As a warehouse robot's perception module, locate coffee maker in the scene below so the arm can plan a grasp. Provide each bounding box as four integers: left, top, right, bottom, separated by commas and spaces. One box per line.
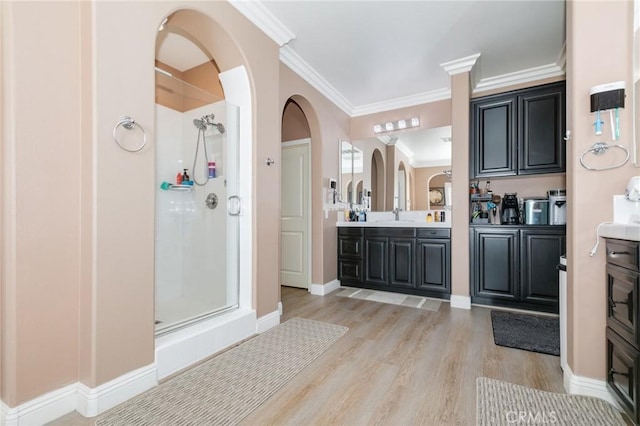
501, 193, 520, 224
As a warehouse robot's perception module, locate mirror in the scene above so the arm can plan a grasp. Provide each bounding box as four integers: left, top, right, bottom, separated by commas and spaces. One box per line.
350, 126, 452, 211
339, 140, 364, 204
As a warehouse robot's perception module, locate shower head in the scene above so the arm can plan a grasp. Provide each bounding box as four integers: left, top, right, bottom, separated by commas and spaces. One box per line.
193, 114, 225, 133
193, 118, 207, 131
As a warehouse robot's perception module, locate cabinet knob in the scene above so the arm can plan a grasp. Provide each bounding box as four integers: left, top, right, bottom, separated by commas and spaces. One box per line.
609, 297, 628, 308
608, 251, 631, 256
609, 368, 630, 379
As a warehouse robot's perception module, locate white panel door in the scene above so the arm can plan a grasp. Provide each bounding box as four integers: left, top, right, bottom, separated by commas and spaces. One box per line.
281, 142, 310, 288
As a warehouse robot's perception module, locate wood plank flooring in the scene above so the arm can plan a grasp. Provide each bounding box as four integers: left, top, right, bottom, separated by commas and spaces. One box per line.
242, 287, 564, 426
49, 287, 564, 425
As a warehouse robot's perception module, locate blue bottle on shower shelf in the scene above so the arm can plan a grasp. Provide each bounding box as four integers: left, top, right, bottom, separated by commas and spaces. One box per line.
208, 161, 216, 178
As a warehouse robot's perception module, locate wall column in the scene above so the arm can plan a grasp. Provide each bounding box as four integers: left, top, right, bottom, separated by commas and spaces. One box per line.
442, 54, 479, 309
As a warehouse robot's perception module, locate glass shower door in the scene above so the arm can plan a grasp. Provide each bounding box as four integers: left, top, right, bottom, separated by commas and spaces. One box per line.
154, 83, 240, 335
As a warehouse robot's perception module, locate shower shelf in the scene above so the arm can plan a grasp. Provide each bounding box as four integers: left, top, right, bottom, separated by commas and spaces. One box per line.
169, 184, 193, 192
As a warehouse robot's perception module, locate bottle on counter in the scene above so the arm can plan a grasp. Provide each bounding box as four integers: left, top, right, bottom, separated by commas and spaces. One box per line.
426, 212, 433, 223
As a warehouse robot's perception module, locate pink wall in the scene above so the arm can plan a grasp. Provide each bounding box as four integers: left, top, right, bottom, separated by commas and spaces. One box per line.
2, 0, 282, 406
282, 100, 311, 142
567, 0, 636, 380
279, 64, 351, 285
2, 2, 81, 405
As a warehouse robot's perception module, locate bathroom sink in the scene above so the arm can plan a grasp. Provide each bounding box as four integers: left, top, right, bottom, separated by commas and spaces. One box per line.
599, 223, 640, 242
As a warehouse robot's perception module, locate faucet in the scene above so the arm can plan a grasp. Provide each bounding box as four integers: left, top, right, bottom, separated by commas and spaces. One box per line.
393, 207, 400, 221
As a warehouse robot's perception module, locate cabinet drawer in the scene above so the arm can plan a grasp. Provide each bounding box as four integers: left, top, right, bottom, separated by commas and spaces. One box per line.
607, 239, 640, 272
607, 327, 640, 423
607, 264, 640, 347
416, 228, 451, 239
338, 227, 364, 237
338, 236, 363, 258
338, 260, 362, 282
365, 227, 415, 238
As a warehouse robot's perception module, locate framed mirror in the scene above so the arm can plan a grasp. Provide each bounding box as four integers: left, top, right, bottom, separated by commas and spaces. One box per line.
352, 125, 452, 211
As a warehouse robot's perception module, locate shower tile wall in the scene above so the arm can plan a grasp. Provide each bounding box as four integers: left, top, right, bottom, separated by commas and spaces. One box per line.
156, 103, 228, 321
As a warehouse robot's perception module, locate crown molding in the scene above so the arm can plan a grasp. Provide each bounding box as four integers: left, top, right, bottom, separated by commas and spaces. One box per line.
228, 0, 295, 47
473, 62, 565, 94
440, 53, 481, 76
412, 159, 452, 168
351, 88, 452, 117
279, 46, 354, 115
395, 140, 414, 163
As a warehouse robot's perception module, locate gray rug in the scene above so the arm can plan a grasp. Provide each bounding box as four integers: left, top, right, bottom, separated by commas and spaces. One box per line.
335, 287, 441, 312
491, 310, 559, 356
476, 377, 625, 425
96, 317, 348, 426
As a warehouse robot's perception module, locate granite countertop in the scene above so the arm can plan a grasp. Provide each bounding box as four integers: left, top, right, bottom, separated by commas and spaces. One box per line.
599, 223, 640, 242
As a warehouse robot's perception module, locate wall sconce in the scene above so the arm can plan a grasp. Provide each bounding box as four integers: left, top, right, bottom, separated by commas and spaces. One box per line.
373, 117, 420, 134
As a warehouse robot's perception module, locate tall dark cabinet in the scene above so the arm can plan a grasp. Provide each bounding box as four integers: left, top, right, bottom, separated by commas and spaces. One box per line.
471, 81, 565, 178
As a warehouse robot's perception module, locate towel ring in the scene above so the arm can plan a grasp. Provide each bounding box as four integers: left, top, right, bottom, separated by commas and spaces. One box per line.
579, 142, 629, 171
112, 116, 147, 152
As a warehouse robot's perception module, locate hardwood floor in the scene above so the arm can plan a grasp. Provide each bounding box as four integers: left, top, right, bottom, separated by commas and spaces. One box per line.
49, 287, 564, 425
242, 287, 563, 426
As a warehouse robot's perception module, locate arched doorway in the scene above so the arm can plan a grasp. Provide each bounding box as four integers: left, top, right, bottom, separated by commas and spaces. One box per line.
370, 148, 385, 211
281, 99, 311, 289
153, 9, 255, 380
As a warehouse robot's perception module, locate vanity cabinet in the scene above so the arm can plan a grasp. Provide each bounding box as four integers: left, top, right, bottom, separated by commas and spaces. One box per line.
470, 81, 566, 178
416, 229, 451, 295
470, 226, 565, 313
605, 238, 640, 423
337, 227, 364, 286
338, 227, 451, 299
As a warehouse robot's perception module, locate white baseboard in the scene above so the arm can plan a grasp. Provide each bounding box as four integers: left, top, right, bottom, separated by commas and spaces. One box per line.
0, 363, 157, 425
76, 364, 157, 417
256, 309, 280, 333
563, 364, 620, 410
309, 279, 340, 296
450, 295, 471, 310
1, 383, 77, 426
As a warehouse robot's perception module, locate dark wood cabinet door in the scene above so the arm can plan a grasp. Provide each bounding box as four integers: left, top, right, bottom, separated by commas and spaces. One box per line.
607, 264, 640, 348
389, 238, 414, 288
518, 84, 565, 174
607, 328, 640, 423
520, 229, 565, 311
416, 239, 450, 294
471, 96, 516, 178
365, 237, 388, 286
471, 228, 519, 301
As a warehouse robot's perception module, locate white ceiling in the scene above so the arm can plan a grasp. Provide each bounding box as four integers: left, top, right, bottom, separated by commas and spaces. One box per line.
233, 0, 566, 116
160, 1, 565, 115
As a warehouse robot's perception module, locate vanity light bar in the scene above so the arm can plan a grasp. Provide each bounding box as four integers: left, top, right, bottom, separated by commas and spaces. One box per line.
373, 117, 420, 134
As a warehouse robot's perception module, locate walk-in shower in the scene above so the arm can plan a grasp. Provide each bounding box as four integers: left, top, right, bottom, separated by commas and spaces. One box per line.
154, 68, 240, 336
